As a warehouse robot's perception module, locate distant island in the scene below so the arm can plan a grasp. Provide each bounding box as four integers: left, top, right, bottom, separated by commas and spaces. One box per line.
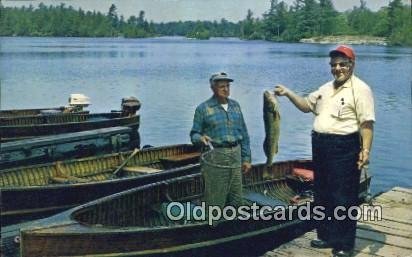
0, 0, 411, 46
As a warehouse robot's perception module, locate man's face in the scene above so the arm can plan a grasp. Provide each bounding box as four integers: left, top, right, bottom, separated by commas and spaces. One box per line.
212, 80, 230, 99
330, 56, 353, 84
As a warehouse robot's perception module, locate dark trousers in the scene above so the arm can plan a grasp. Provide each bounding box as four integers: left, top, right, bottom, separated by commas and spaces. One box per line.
312, 131, 361, 251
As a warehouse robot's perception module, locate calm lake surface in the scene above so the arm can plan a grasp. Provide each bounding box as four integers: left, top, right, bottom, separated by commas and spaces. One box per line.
1, 37, 411, 194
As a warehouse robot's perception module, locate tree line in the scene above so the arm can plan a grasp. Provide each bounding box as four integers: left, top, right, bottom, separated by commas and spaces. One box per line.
0, 0, 411, 46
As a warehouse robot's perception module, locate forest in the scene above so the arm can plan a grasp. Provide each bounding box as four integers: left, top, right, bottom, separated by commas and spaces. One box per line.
0, 0, 411, 46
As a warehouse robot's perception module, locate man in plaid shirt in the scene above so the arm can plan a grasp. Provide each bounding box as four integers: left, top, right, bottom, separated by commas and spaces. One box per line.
190, 72, 251, 209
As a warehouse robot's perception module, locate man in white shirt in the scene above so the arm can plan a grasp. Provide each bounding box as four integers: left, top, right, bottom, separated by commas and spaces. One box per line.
275, 45, 375, 257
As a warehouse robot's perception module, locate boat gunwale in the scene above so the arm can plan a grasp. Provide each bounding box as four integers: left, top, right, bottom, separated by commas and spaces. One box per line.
0, 112, 139, 128
43, 219, 303, 257
0, 107, 82, 118
0, 126, 133, 151
1, 143, 195, 173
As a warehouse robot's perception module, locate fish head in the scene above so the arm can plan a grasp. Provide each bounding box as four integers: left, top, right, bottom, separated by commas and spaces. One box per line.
264, 90, 280, 113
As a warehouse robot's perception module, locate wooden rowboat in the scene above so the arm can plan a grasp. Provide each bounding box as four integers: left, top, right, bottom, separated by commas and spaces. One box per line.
0, 126, 134, 169
0, 112, 140, 144
0, 144, 200, 226
4, 159, 371, 257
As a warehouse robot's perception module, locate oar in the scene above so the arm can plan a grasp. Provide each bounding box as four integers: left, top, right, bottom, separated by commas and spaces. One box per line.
206, 141, 214, 150
112, 148, 140, 177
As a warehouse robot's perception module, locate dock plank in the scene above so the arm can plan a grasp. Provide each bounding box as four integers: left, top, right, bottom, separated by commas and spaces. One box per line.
392, 187, 412, 194
357, 222, 412, 238
356, 227, 412, 249
354, 237, 412, 257
262, 187, 412, 257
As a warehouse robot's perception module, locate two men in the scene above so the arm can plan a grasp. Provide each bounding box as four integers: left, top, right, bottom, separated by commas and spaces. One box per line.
190, 72, 251, 209
191, 45, 375, 257
275, 45, 375, 257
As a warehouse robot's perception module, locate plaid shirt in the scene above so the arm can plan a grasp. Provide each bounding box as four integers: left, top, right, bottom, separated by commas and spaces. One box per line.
190, 96, 251, 163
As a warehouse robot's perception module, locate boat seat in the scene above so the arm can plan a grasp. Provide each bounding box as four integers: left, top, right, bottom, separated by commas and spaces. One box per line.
286, 174, 310, 183
290, 167, 314, 182
152, 201, 198, 225
159, 152, 200, 169
123, 166, 162, 174
160, 152, 200, 162
243, 191, 286, 208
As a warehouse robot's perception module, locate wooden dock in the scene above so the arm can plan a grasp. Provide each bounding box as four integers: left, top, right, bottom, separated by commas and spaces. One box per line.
263, 187, 412, 257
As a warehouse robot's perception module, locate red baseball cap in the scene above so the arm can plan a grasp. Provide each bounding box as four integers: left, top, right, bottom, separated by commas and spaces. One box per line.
329, 45, 355, 60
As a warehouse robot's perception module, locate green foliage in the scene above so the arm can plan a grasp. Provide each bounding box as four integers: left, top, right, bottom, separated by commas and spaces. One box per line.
0, 1, 410, 46
387, 4, 412, 45
263, 0, 289, 40
259, 0, 411, 46
154, 20, 239, 38
186, 21, 211, 39
0, 3, 154, 37
239, 10, 264, 40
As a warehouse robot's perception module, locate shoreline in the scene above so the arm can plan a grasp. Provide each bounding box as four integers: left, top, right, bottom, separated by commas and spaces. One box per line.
299, 35, 388, 46
0, 35, 391, 47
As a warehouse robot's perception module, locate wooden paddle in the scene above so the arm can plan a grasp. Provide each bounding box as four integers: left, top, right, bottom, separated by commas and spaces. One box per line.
112, 148, 140, 177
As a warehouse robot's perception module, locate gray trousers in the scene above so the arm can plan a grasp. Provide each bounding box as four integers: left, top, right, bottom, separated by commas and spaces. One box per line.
201, 145, 243, 209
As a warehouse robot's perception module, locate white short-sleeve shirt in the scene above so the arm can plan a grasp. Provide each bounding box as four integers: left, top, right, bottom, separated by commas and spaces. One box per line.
305, 75, 375, 135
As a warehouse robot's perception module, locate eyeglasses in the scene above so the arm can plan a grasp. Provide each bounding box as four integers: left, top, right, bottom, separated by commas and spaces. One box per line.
329, 61, 351, 68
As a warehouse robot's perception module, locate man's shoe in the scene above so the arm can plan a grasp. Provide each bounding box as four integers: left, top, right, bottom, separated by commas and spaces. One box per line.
310, 239, 332, 248
332, 249, 354, 257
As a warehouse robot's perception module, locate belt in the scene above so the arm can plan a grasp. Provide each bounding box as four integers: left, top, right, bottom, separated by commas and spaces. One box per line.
212, 142, 239, 148
311, 130, 359, 140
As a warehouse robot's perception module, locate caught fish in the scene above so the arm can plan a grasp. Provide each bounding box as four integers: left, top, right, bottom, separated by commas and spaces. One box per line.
263, 90, 281, 179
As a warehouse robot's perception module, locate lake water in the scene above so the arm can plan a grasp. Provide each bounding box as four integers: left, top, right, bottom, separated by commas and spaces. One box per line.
1, 37, 411, 195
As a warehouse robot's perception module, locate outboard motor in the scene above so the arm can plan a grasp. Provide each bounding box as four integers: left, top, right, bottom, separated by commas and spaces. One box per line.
121, 97, 141, 116
65, 94, 90, 113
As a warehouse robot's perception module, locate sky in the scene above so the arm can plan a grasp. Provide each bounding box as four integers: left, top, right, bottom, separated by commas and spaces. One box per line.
2, 0, 411, 22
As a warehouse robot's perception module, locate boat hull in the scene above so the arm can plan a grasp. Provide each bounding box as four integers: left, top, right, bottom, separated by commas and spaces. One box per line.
20, 210, 309, 257
0, 112, 140, 145
0, 127, 134, 169
0, 144, 200, 225
22, 161, 300, 256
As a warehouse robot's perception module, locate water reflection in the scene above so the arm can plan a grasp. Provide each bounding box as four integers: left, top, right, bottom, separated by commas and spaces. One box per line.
267, 49, 326, 58
0, 50, 150, 59
380, 92, 400, 111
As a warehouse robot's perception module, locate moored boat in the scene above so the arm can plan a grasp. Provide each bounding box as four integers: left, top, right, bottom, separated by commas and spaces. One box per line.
0, 93, 92, 118
0, 111, 140, 144
0, 96, 141, 143
5, 159, 371, 257
0, 106, 88, 118
0, 126, 134, 169
0, 144, 200, 225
